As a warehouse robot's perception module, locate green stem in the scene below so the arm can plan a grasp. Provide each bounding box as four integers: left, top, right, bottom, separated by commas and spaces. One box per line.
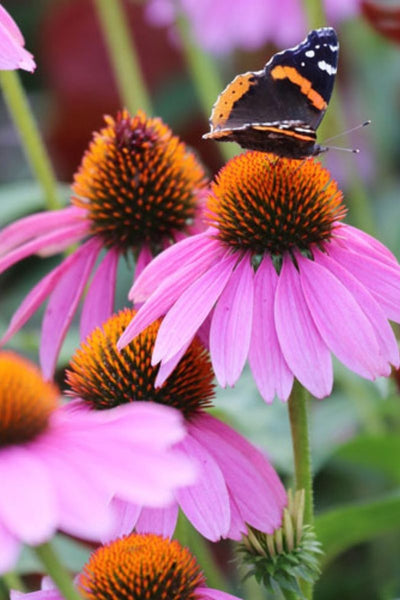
288, 380, 314, 599
1, 572, 26, 593
175, 13, 237, 163
0, 71, 61, 210
34, 542, 82, 600
302, 0, 326, 30
94, 0, 152, 115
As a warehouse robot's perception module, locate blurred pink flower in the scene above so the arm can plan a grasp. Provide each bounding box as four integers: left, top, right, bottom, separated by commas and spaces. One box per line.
0, 111, 207, 379
119, 153, 400, 402
0, 5, 35, 72
0, 351, 194, 574
145, 0, 360, 54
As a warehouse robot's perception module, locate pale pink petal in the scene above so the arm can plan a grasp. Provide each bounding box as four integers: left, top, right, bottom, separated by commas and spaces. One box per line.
135, 503, 179, 538
0, 221, 89, 275
210, 255, 254, 387
248, 257, 293, 403
315, 249, 399, 368
0, 6, 35, 72
226, 496, 246, 540
0, 446, 57, 545
335, 224, 398, 265
10, 590, 60, 600
0, 6, 25, 45
298, 253, 388, 379
0, 521, 20, 574
327, 243, 400, 322
80, 248, 119, 340
134, 244, 153, 280
153, 252, 238, 364
175, 433, 230, 541
129, 230, 223, 301
196, 588, 242, 600
0, 207, 85, 255
275, 256, 333, 398
155, 338, 192, 387
40, 238, 102, 378
104, 497, 141, 541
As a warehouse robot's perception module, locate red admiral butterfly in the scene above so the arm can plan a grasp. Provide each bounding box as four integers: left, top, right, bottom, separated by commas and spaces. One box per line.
203, 28, 339, 159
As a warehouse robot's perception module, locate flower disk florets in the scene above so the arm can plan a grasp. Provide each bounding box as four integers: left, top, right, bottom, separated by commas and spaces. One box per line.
0, 352, 58, 447
72, 110, 207, 253
66, 309, 214, 419
77, 534, 205, 600
207, 152, 346, 257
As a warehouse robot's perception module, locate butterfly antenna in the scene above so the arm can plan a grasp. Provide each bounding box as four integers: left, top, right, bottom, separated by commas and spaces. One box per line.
324, 145, 360, 154
321, 120, 371, 144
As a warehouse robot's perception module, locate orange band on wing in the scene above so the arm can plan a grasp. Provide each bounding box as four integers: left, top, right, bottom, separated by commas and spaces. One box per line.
210, 73, 256, 129
252, 125, 315, 141
271, 65, 327, 110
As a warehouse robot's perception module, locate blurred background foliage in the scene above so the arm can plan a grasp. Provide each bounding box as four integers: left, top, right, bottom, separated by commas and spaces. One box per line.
1, 1, 400, 598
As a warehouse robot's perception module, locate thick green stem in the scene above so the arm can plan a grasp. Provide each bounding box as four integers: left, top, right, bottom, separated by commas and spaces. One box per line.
175, 14, 237, 162
94, 0, 152, 115
1, 572, 26, 593
34, 542, 82, 600
0, 71, 61, 210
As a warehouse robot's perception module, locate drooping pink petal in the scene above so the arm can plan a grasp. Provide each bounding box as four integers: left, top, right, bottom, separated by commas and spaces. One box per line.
0, 5, 35, 72
275, 256, 333, 398
0, 520, 19, 575
298, 253, 388, 379
135, 503, 179, 538
134, 244, 153, 280
0, 447, 57, 545
0, 221, 89, 275
210, 254, 254, 387
327, 243, 400, 322
153, 252, 238, 364
40, 238, 102, 378
129, 230, 223, 301
335, 224, 398, 265
10, 590, 60, 600
248, 257, 293, 403
155, 338, 192, 388
0, 207, 85, 255
175, 433, 230, 541
104, 497, 142, 541
196, 587, 242, 600
191, 414, 286, 534
80, 248, 119, 340
315, 249, 399, 368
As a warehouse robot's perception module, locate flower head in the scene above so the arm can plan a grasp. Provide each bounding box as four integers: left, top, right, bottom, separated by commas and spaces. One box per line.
13, 533, 243, 600
0, 110, 208, 378
0, 350, 194, 574
0, 5, 35, 72
66, 308, 286, 542
121, 152, 400, 402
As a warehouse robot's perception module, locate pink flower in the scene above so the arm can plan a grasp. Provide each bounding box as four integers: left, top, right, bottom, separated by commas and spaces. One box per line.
0, 351, 194, 574
0, 110, 208, 379
66, 308, 287, 542
0, 5, 35, 72
145, 0, 360, 55
119, 153, 400, 402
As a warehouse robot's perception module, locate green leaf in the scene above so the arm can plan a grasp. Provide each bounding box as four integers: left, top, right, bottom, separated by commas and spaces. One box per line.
315, 491, 400, 566
334, 434, 400, 484
17, 534, 91, 574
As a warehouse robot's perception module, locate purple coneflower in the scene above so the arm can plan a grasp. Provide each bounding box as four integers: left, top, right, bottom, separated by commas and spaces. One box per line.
66, 308, 286, 541
0, 5, 35, 72
119, 152, 400, 402
12, 533, 243, 600
0, 351, 194, 573
0, 110, 207, 378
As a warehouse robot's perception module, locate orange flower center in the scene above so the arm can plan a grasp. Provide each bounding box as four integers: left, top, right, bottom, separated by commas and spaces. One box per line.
0, 352, 58, 447
66, 309, 214, 419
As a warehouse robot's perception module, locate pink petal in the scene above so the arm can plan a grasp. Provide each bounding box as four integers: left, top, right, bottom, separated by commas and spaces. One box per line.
153, 252, 238, 364
298, 253, 388, 379
0, 207, 85, 255
315, 249, 399, 368
0, 221, 89, 275
134, 244, 153, 280
275, 256, 333, 398
40, 238, 101, 378
327, 243, 400, 322
175, 433, 230, 541
248, 257, 293, 403
129, 230, 223, 301
336, 224, 399, 265
196, 588, 242, 600
0, 521, 20, 574
210, 255, 254, 387
0, 446, 57, 545
0, 6, 35, 72
80, 248, 119, 340
135, 503, 179, 538
155, 338, 192, 388
104, 497, 141, 541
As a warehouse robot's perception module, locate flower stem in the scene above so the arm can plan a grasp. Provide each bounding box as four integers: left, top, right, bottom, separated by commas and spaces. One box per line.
94, 0, 152, 115
175, 13, 237, 163
1, 572, 26, 593
288, 380, 314, 599
302, 0, 326, 29
34, 542, 82, 600
0, 71, 61, 210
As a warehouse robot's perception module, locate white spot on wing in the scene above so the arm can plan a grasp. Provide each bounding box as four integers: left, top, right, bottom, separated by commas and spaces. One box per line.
305, 50, 315, 58
318, 60, 337, 75
301, 61, 305, 67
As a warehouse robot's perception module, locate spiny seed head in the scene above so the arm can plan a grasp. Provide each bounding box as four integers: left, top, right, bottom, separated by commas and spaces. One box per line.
72, 110, 208, 253
207, 152, 346, 257
66, 309, 214, 419
77, 533, 206, 600
0, 351, 58, 447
